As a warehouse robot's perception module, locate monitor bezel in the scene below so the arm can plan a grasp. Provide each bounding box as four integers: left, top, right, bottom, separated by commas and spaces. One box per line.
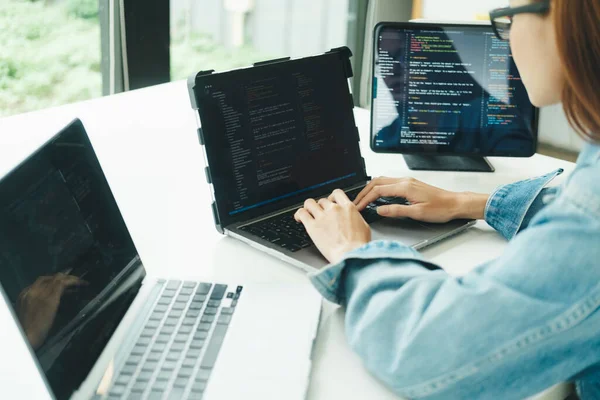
370, 21, 539, 158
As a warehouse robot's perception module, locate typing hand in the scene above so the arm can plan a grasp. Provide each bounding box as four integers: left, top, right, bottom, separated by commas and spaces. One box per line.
353, 177, 483, 223
17, 273, 88, 349
295, 189, 371, 264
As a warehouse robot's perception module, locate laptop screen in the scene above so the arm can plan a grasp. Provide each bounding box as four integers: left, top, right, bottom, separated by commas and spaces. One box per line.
0, 120, 144, 399
193, 51, 366, 227
371, 23, 537, 156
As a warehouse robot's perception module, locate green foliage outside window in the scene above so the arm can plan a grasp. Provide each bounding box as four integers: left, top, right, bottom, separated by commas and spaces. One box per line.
0, 0, 101, 117
1, 0, 266, 118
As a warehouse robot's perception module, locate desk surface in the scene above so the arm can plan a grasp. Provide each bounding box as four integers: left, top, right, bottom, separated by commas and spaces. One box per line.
0, 81, 576, 400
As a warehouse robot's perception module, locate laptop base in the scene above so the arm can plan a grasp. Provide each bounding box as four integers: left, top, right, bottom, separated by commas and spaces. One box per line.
229, 217, 476, 271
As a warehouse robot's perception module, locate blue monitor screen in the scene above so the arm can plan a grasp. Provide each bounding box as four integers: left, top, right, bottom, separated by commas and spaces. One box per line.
371, 23, 537, 157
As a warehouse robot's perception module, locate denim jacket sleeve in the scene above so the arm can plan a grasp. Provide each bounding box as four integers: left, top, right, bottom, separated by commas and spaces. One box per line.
309, 166, 600, 400
485, 168, 564, 240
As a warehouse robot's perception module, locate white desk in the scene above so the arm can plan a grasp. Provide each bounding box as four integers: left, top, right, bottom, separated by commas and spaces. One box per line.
0, 81, 576, 400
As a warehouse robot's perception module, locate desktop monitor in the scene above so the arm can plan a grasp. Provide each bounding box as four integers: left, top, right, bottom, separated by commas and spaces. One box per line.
370, 22, 538, 172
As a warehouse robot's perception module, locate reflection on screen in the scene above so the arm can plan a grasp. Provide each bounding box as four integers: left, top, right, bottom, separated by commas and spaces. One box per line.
373, 26, 536, 156
0, 121, 143, 399
197, 54, 364, 221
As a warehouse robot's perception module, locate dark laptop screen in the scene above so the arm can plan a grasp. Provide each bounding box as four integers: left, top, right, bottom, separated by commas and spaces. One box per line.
194, 52, 365, 227
0, 120, 143, 399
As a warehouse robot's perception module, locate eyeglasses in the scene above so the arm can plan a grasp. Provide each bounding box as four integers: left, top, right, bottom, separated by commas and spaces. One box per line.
489, 1, 551, 41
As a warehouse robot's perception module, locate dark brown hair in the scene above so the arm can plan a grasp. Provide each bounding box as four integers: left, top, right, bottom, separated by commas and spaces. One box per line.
553, 0, 600, 141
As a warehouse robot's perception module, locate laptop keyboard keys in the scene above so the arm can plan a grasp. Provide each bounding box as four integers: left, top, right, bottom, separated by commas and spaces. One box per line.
131, 345, 146, 356
147, 351, 162, 361
157, 297, 171, 305
107, 280, 242, 397
166, 351, 182, 361
196, 283, 212, 295
146, 320, 160, 329
178, 367, 194, 378
109, 384, 126, 395
200, 324, 229, 369
152, 380, 168, 391
162, 361, 177, 371
125, 355, 142, 366
156, 334, 171, 344
186, 349, 202, 358
167, 388, 186, 399
166, 280, 182, 290
156, 370, 172, 381
182, 357, 196, 368
197, 323, 211, 331
147, 393, 164, 400
191, 381, 206, 393
115, 374, 130, 385
173, 377, 189, 388
193, 293, 207, 302
131, 382, 146, 393
178, 325, 192, 334
176, 294, 190, 303
210, 284, 227, 300
142, 361, 159, 372
186, 309, 201, 318
196, 369, 211, 382
120, 364, 137, 376
203, 307, 217, 315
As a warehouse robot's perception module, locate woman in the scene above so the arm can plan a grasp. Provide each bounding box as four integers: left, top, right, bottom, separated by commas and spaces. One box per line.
295, 0, 600, 399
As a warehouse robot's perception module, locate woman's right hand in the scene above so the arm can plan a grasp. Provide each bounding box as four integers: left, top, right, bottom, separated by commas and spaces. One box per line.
353, 177, 489, 223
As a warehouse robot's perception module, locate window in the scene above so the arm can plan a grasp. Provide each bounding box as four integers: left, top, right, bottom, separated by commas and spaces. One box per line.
0, 0, 101, 118
1, 0, 356, 118
170, 0, 351, 80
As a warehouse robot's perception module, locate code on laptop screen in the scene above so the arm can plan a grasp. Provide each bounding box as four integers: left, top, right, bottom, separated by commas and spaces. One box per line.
194, 52, 366, 226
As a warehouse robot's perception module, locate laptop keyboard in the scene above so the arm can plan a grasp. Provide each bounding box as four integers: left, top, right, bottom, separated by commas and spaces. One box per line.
239, 189, 408, 252
107, 280, 242, 400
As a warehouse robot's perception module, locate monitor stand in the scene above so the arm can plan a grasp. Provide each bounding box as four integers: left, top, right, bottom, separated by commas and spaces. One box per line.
403, 154, 495, 172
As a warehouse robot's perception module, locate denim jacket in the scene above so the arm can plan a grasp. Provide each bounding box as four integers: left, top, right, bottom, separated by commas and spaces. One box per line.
310, 142, 600, 400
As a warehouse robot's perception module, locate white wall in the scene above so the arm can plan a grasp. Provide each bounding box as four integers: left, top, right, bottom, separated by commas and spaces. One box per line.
538, 105, 585, 152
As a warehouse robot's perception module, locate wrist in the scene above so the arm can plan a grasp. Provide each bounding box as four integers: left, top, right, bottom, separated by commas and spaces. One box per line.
330, 240, 369, 264
453, 192, 489, 220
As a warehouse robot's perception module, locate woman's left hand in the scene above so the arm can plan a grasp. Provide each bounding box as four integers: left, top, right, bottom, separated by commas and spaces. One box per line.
295, 189, 371, 264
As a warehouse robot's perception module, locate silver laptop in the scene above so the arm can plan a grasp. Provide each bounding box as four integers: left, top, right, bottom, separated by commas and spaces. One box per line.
0, 119, 321, 400
188, 48, 475, 273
